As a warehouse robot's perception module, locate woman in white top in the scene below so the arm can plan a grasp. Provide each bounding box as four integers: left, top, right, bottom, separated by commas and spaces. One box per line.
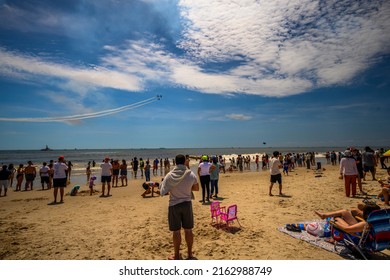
339, 150, 358, 197
198, 155, 211, 204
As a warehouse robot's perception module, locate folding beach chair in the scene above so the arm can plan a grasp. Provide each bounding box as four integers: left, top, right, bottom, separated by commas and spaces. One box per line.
220, 204, 241, 228
331, 209, 390, 259
210, 201, 221, 225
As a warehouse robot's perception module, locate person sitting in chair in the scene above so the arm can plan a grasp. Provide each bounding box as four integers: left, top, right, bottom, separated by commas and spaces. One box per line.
314, 203, 381, 233
141, 182, 160, 197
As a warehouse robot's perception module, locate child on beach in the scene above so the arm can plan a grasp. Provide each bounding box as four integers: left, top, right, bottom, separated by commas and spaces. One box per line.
89, 176, 97, 196
70, 185, 80, 196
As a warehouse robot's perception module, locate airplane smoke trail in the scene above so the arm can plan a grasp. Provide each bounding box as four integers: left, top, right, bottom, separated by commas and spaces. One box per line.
0, 95, 161, 123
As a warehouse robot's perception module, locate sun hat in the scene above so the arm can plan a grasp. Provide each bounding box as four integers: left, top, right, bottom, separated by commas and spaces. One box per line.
344, 150, 352, 157
58, 156, 65, 161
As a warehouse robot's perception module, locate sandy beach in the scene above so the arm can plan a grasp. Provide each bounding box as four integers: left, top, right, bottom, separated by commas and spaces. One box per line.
1, 161, 389, 260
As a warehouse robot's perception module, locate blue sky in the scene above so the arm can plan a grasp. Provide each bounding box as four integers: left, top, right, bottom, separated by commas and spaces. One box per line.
0, 0, 389, 150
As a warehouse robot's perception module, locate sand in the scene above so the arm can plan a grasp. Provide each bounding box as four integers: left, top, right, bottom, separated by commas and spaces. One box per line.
1, 162, 389, 260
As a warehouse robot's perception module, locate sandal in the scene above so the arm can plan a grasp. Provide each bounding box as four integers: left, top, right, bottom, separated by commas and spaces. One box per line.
286, 224, 301, 232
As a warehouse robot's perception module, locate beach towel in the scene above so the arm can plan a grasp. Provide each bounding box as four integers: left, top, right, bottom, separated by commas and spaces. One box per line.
278, 219, 357, 259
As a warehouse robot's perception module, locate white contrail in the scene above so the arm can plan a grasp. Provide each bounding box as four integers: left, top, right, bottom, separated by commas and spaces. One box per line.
0, 96, 161, 122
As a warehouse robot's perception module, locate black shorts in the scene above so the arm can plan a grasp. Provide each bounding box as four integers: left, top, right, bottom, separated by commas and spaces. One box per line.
270, 173, 282, 184
25, 174, 35, 181
363, 165, 374, 173
41, 177, 50, 184
101, 175, 111, 183
113, 169, 120, 175
168, 201, 194, 231
53, 178, 67, 188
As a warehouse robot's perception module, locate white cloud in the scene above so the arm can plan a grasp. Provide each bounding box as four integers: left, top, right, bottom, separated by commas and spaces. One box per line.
0, 48, 143, 93
226, 114, 252, 121
1, 0, 389, 99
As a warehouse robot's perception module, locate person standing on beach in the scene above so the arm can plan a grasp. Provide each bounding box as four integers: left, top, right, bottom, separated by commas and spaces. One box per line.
160, 154, 199, 260
0, 165, 12, 197
111, 159, 120, 187
15, 164, 24, 191
210, 156, 221, 199
39, 162, 50, 190
139, 158, 144, 179
269, 151, 283, 196
362, 146, 377, 180
100, 157, 112, 197
198, 155, 212, 204
144, 160, 151, 182
52, 156, 68, 203
132, 157, 139, 179
24, 161, 36, 191
120, 159, 128, 186
351, 148, 367, 195
339, 150, 358, 197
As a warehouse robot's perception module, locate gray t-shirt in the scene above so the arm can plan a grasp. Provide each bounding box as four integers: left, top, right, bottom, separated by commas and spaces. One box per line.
362, 151, 375, 167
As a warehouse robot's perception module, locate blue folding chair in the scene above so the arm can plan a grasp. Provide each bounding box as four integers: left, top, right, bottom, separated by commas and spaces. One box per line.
331, 209, 390, 259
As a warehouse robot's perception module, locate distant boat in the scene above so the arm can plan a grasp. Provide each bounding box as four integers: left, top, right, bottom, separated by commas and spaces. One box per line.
41, 145, 52, 151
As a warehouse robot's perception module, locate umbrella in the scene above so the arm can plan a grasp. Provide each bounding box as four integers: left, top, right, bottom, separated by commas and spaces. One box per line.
383, 149, 390, 157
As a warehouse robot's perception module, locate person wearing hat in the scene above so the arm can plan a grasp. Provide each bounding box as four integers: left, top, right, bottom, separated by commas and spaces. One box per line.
100, 157, 112, 197
52, 156, 68, 203
340, 150, 358, 197
197, 155, 212, 203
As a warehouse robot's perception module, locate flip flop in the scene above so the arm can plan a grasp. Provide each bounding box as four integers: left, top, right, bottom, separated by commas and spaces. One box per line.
286, 224, 302, 232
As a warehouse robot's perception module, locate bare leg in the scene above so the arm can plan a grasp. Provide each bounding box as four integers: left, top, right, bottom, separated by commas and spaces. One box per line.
279, 183, 283, 195
60, 188, 64, 202
314, 209, 358, 225
107, 183, 111, 196
171, 230, 181, 260
101, 183, 105, 197
184, 229, 194, 259
269, 183, 274, 196
53, 187, 58, 202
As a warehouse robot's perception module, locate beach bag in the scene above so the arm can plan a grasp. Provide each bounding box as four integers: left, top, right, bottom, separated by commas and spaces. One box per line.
306, 222, 324, 237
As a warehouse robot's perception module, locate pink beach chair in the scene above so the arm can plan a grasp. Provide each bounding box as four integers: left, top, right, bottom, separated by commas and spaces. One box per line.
220, 204, 241, 228
210, 201, 221, 225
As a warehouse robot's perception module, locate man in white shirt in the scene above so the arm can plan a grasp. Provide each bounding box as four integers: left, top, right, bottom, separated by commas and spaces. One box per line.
269, 151, 284, 196
39, 162, 50, 190
52, 156, 68, 203
100, 157, 112, 197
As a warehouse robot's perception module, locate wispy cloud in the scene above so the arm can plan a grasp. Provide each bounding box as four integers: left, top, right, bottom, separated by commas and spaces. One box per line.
226, 114, 253, 121
0, 0, 389, 100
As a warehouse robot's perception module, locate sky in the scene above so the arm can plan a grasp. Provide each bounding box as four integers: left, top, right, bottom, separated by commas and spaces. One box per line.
0, 0, 389, 150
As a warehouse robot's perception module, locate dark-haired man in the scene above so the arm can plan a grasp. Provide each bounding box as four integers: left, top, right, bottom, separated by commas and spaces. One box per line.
160, 154, 199, 260
269, 151, 283, 196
